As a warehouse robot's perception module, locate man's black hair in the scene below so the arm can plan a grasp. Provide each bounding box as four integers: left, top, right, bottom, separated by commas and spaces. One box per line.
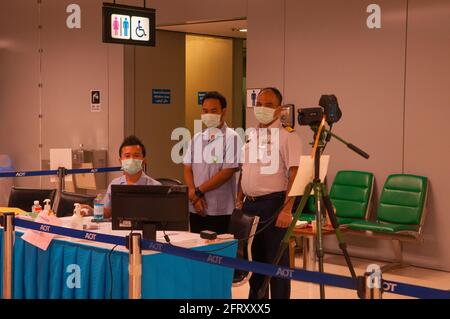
202, 91, 227, 109
259, 87, 283, 105
119, 135, 146, 157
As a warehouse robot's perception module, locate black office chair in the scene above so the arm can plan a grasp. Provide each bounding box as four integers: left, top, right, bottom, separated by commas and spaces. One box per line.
56, 191, 96, 217
156, 178, 184, 186
7, 187, 57, 212
228, 209, 260, 287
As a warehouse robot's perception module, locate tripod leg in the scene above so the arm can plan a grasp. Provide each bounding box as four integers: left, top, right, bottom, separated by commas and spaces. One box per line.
320, 184, 357, 279
314, 183, 326, 299
256, 183, 314, 299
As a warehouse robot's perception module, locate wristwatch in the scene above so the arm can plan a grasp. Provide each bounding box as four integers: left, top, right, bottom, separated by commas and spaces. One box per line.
195, 187, 205, 198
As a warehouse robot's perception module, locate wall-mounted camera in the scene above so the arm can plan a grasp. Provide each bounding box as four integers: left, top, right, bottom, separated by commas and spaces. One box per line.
280, 104, 296, 128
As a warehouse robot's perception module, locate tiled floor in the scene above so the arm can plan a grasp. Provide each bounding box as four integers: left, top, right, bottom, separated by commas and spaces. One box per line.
232, 253, 450, 299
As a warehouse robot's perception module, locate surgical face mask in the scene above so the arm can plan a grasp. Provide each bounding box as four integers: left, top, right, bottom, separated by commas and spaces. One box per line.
121, 158, 143, 175
254, 106, 276, 125
201, 113, 222, 128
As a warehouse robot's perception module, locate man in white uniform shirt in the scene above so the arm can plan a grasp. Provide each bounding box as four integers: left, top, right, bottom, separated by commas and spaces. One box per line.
237, 87, 302, 299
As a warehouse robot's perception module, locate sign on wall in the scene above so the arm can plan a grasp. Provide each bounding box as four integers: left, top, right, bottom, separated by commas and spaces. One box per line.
91, 90, 101, 112
246, 88, 261, 107
152, 89, 171, 104
197, 92, 208, 105
102, 3, 155, 46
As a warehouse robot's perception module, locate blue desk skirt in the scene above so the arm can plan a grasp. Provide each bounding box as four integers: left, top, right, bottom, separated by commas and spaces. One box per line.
0, 231, 236, 299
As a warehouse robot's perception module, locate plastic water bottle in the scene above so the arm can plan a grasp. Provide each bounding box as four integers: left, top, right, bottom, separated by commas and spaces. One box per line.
93, 194, 104, 221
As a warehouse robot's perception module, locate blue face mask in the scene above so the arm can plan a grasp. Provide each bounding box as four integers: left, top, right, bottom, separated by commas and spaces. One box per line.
121, 158, 143, 175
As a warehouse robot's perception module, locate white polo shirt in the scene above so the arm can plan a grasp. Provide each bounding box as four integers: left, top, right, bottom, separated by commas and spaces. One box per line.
241, 121, 302, 197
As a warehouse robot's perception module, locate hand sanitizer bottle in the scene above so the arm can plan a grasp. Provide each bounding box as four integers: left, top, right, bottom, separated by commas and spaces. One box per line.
31, 200, 42, 214
43, 199, 52, 215
71, 203, 84, 230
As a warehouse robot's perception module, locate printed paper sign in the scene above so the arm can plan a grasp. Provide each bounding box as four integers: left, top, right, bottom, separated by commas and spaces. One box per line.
21, 213, 62, 251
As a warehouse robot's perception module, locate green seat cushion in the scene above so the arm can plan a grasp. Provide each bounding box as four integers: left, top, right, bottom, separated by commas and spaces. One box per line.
330, 170, 373, 220
297, 216, 361, 225
337, 217, 361, 225
347, 220, 418, 233
377, 174, 427, 225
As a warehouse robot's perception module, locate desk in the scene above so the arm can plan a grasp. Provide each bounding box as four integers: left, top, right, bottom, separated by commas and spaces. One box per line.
0, 217, 237, 299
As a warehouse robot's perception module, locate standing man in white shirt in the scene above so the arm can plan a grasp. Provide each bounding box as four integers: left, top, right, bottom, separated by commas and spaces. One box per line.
237, 87, 302, 299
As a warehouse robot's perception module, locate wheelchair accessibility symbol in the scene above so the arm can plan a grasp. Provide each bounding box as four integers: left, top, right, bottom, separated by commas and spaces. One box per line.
135, 20, 147, 38
131, 16, 150, 41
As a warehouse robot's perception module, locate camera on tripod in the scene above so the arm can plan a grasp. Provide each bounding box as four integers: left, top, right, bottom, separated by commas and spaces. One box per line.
297, 94, 342, 126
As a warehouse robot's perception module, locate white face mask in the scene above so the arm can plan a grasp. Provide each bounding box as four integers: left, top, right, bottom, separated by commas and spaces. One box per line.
121, 158, 143, 175
254, 106, 276, 125
201, 113, 222, 128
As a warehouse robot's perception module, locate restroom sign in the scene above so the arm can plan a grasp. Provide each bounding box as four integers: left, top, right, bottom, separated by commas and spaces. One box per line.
103, 3, 155, 46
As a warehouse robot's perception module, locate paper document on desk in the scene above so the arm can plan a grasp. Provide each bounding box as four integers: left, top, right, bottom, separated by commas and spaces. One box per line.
288, 155, 330, 196
21, 212, 62, 251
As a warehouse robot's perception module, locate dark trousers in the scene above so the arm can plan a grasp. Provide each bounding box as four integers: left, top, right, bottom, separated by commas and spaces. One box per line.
243, 195, 291, 299
189, 212, 231, 235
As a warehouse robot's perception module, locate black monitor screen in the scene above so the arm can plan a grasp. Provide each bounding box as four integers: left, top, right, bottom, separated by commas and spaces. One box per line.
102, 3, 156, 47
111, 185, 189, 240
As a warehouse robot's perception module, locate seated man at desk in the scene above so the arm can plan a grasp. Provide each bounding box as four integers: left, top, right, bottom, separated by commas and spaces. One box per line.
83, 135, 161, 218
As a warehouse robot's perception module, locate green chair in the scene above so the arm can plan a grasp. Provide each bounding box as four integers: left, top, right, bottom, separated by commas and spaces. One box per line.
332, 170, 374, 225
296, 170, 374, 225
347, 174, 429, 271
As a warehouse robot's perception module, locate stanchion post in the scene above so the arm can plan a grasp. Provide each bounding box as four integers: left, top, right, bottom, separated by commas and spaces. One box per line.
55, 166, 67, 209
57, 166, 66, 193
2, 212, 15, 299
358, 267, 383, 299
128, 233, 142, 299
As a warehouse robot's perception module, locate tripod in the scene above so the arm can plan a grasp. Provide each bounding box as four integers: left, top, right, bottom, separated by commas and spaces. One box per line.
257, 118, 369, 299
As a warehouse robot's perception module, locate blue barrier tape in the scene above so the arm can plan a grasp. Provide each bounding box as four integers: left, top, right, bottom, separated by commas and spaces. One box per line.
0, 170, 58, 178
4, 218, 449, 299
66, 167, 122, 175
140, 238, 358, 291
0, 167, 122, 178
382, 279, 450, 299
13, 218, 126, 247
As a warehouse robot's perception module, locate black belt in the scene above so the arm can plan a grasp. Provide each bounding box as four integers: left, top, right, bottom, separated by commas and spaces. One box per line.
245, 191, 286, 202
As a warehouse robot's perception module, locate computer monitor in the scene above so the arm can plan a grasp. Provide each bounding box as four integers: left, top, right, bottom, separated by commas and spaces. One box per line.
111, 185, 189, 241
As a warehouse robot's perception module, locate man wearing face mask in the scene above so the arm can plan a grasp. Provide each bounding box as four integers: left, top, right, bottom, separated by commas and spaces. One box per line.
237, 87, 302, 299
183, 91, 241, 234
83, 135, 161, 218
